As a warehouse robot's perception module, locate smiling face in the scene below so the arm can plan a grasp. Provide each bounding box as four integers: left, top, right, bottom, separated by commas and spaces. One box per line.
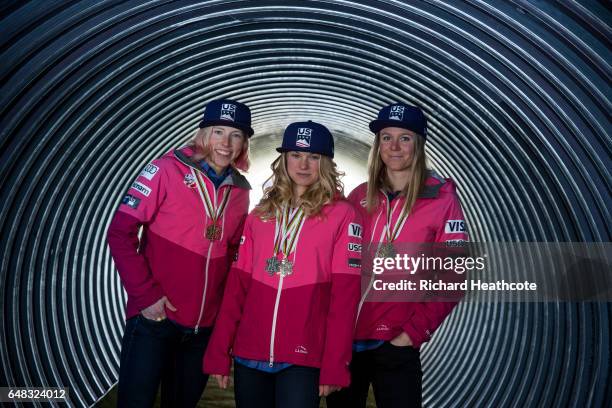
207, 126, 246, 173
378, 126, 417, 173
285, 151, 321, 196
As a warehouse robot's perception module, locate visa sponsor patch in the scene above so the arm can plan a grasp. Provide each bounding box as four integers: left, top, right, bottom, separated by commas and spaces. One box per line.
348, 223, 362, 238
122, 194, 141, 209
348, 243, 362, 253
348, 258, 361, 268
445, 220, 466, 234
130, 181, 151, 197
139, 163, 159, 180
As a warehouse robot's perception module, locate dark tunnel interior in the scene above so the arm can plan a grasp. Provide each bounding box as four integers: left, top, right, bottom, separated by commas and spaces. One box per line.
0, 1, 610, 407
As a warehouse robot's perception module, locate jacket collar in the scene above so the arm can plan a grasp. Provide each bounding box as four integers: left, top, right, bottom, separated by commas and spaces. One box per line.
173, 147, 252, 190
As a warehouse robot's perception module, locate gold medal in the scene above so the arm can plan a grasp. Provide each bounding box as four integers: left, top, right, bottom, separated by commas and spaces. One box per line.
205, 225, 222, 241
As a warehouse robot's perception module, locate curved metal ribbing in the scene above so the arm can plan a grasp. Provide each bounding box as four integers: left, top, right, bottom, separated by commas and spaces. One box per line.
0, 1, 609, 407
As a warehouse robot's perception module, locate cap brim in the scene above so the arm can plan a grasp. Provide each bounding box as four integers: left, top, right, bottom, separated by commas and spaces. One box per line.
276, 146, 333, 158
369, 119, 420, 135
199, 119, 254, 137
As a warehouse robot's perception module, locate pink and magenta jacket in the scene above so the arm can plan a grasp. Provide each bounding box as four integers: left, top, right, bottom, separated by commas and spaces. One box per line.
107, 146, 250, 330
348, 172, 468, 349
203, 200, 362, 386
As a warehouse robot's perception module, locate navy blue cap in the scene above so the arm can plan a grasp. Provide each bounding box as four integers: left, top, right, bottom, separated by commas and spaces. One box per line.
199, 99, 254, 137
369, 103, 427, 139
276, 121, 334, 158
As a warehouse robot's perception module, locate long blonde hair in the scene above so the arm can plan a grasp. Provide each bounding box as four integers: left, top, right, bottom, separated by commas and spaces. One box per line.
187, 126, 250, 171
365, 132, 427, 214
255, 153, 344, 219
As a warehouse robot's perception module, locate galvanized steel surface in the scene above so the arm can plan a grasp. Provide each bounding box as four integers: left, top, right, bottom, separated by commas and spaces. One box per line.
0, 1, 610, 407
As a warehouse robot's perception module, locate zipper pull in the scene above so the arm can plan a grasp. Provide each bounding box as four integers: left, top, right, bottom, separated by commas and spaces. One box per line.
194, 326, 199, 334
269, 356, 274, 368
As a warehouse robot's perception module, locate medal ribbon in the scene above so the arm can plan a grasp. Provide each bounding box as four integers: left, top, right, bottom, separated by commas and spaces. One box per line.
383, 190, 410, 243
193, 169, 231, 224
272, 205, 306, 257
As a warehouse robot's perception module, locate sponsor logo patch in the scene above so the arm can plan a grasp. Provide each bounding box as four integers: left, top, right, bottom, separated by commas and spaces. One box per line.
376, 324, 390, 332
294, 345, 308, 354
139, 163, 159, 180
130, 181, 151, 197
348, 223, 362, 238
184, 173, 196, 189
296, 128, 312, 148
121, 194, 141, 209
359, 198, 367, 208
220, 103, 236, 121
389, 105, 405, 121
348, 243, 362, 252
348, 258, 361, 268
445, 220, 466, 234
445, 239, 467, 247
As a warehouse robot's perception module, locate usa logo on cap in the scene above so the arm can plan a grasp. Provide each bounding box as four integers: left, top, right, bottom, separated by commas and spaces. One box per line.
389, 105, 404, 121
296, 128, 312, 147
220, 103, 236, 121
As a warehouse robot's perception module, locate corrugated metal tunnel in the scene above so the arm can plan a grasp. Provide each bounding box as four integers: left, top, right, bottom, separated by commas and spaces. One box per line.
0, 1, 610, 407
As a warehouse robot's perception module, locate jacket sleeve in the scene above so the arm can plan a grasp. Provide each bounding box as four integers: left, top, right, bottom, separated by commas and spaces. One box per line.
319, 204, 363, 387
106, 160, 167, 312
203, 215, 254, 376
401, 192, 469, 349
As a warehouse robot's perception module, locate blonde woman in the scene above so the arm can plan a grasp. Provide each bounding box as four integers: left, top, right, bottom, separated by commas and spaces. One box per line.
328, 103, 469, 407
204, 121, 362, 408
107, 99, 252, 407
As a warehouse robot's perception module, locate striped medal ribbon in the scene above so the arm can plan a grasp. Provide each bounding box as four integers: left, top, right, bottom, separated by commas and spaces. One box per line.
377, 193, 409, 258
265, 205, 306, 276
192, 168, 231, 241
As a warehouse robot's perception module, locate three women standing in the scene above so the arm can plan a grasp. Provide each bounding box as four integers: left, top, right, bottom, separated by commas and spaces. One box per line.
203, 121, 362, 407
107, 99, 252, 407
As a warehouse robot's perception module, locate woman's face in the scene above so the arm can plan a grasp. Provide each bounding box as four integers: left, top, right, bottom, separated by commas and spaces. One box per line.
378, 127, 417, 172
286, 151, 321, 195
207, 126, 245, 172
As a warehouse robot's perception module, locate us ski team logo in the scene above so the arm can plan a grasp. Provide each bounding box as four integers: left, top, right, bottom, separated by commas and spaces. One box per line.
220, 103, 236, 121
183, 174, 196, 189
296, 128, 312, 148
389, 105, 404, 120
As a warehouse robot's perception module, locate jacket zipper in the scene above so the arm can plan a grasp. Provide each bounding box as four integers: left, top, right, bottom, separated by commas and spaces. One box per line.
269, 273, 285, 366
195, 243, 213, 334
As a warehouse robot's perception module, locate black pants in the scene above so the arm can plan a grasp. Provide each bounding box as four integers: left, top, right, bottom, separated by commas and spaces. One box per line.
326, 342, 422, 408
117, 315, 211, 408
234, 362, 320, 408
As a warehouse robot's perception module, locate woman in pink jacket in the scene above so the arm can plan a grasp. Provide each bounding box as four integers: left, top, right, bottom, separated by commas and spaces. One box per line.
107, 99, 253, 407
327, 103, 469, 408
203, 121, 362, 408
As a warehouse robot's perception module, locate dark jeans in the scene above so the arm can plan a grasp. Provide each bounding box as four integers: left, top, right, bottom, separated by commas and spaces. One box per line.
234, 362, 320, 408
117, 315, 211, 408
326, 342, 422, 408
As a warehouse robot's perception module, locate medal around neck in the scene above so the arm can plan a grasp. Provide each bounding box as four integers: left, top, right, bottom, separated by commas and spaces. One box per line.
377, 242, 397, 259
